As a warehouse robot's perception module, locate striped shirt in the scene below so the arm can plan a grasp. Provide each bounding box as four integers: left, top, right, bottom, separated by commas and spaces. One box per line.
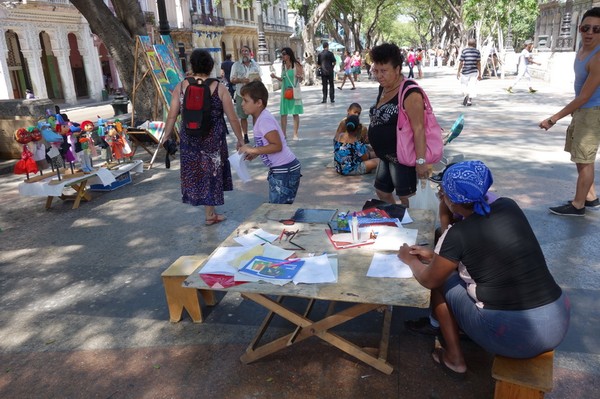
459, 47, 481, 75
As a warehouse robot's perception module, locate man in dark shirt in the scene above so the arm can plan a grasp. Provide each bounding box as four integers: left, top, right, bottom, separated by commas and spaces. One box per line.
220, 54, 235, 99
456, 39, 481, 106
317, 42, 336, 103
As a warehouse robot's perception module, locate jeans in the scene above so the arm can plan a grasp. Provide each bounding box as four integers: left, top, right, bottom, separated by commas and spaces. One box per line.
443, 273, 571, 358
268, 160, 301, 204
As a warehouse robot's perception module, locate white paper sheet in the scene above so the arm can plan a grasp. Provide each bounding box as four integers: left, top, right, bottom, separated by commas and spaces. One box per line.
367, 253, 413, 278
199, 246, 248, 275
233, 228, 279, 247
293, 254, 337, 284
228, 151, 251, 183
372, 225, 418, 251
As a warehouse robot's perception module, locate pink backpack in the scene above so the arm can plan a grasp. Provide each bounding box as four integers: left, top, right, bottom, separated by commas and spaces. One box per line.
396, 80, 443, 166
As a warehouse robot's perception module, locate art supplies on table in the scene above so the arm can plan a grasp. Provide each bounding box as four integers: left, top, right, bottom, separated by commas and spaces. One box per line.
329, 208, 399, 233
325, 229, 376, 250
292, 208, 338, 223
237, 256, 305, 285
233, 228, 279, 247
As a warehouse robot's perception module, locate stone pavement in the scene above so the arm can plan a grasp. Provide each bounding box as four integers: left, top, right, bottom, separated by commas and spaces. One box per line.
0, 67, 599, 398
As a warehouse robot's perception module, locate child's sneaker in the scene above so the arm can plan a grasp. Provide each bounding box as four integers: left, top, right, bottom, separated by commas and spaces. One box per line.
529, 88, 538, 93
506, 87, 513, 93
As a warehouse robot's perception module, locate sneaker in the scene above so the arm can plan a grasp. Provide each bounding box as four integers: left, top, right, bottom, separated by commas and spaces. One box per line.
466, 100, 472, 106
529, 88, 538, 93
585, 198, 600, 208
337, 87, 343, 90
506, 87, 513, 93
404, 317, 440, 336
564, 198, 600, 208
350, 87, 356, 90
462, 95, 469, 106
549, 203, 585, 216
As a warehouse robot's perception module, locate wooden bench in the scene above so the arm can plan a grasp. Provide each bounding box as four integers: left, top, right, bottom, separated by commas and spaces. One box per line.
492, 350, 554, 399
161, 256, 216, 323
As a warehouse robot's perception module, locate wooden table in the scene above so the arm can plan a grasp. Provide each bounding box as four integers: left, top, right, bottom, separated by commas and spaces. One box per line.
18, 161, 143, 209
184, 203, 434, 374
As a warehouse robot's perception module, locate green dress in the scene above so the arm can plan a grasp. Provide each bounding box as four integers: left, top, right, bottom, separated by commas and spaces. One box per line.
280, 67, 304, 116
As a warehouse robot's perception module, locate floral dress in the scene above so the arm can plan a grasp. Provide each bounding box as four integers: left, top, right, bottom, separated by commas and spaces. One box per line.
280, 67, 304, 116
179, 83, 233, 206
333, 140, 368, 175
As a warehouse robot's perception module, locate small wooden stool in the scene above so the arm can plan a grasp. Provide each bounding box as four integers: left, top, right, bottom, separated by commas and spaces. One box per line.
161, 256, 216, 323
492, 350, 554, 399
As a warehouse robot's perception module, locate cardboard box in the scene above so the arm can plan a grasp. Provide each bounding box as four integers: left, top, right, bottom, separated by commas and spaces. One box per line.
89, 171, 131, 192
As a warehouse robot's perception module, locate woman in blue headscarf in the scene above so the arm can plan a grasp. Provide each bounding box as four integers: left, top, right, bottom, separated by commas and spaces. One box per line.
399, 161, 570, 380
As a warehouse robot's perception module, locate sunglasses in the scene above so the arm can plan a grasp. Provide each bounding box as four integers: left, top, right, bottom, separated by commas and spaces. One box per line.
579, 24, 600, 34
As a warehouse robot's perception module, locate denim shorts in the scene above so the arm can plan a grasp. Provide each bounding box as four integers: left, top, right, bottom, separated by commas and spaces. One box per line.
268, 159, 301, 204
443, 273, 570, 358
373, 156, 417, 197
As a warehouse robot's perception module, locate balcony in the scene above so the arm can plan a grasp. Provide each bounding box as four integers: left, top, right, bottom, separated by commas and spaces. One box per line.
264, 22, 294, 34
191, 13, 225, 27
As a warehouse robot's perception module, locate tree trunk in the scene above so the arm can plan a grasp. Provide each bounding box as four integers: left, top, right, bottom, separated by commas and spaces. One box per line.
70, 0, 156, 122
302, 0, 336, 63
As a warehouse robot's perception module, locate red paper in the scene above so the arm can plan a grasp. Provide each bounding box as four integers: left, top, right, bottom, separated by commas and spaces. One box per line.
199, 273, 247, 289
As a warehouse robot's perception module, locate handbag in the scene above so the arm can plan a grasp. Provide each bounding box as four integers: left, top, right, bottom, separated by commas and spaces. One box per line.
293, 84, 302, 100
284, 87, 294, 100
396, 79, 443, 166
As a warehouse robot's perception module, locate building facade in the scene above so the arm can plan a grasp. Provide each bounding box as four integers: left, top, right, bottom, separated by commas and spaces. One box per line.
0, 0, 294, 104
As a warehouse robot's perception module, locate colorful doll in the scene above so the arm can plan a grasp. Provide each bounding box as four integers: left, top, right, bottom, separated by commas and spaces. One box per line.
13, 128, 38, 178
55, 114, 76, 173
77, 120, 95, 172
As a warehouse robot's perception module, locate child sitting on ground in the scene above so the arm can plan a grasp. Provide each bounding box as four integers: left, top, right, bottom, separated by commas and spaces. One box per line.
333, 115, 379, 176
239, 81, 302, 204
334, 103, 369, 142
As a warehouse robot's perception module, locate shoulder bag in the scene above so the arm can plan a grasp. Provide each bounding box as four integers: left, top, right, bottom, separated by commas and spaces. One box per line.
284, 68, 302, 100
396, 79, 443, 166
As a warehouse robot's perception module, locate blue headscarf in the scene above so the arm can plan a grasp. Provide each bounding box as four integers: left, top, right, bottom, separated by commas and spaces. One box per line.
441, 160, 493, 216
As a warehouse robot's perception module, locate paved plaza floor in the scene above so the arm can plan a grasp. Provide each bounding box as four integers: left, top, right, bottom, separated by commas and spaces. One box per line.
0, 66, 598, 398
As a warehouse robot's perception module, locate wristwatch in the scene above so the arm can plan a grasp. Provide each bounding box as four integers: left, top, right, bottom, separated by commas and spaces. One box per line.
416, 158, 426, 165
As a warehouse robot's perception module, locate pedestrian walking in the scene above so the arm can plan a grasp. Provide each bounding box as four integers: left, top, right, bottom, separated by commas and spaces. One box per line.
317, 42, 336, 103
506, 40, 540, 93
456, 39, 481, 106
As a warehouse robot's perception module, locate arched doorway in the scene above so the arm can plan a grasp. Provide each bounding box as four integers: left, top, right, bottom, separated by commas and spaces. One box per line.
68, 33, 89, 98
40, 31, 64, 99
5, 30, 31, 99
98, 43, 114, 94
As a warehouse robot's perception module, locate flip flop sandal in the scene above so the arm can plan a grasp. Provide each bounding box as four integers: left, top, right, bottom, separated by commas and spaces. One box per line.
205, 214, 226, 226
431, 347, 467, 381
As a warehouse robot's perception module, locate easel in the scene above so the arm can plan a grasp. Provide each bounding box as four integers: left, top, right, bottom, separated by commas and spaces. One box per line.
129, 35, 179, 169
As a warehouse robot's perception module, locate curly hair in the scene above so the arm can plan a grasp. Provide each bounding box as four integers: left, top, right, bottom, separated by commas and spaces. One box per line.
370, 43, 404, 69
189, 49, 214, 75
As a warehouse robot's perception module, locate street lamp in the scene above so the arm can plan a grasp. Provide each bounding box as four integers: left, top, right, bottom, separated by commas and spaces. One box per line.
256, 0, 270, 65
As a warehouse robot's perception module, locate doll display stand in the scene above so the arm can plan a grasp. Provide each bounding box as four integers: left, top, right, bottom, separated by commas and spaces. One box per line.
18, 160, 143, 209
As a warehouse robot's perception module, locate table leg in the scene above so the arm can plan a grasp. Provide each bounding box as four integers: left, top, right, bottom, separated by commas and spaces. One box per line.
240, 293, 394, 374
71, 181, 91, 209
45, 196, 54, 209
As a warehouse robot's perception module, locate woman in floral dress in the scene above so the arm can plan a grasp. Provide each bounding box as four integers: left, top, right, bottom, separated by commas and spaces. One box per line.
162, 49, 244, 225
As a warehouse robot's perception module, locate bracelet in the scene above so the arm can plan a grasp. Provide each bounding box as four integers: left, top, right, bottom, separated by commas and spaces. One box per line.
547, 118, 555, 126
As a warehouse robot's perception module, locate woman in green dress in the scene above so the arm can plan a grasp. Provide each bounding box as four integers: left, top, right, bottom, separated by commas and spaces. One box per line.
270, 47, 304, 140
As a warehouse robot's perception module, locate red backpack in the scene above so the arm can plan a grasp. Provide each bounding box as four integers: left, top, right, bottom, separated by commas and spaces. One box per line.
181, 77, 217, 137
